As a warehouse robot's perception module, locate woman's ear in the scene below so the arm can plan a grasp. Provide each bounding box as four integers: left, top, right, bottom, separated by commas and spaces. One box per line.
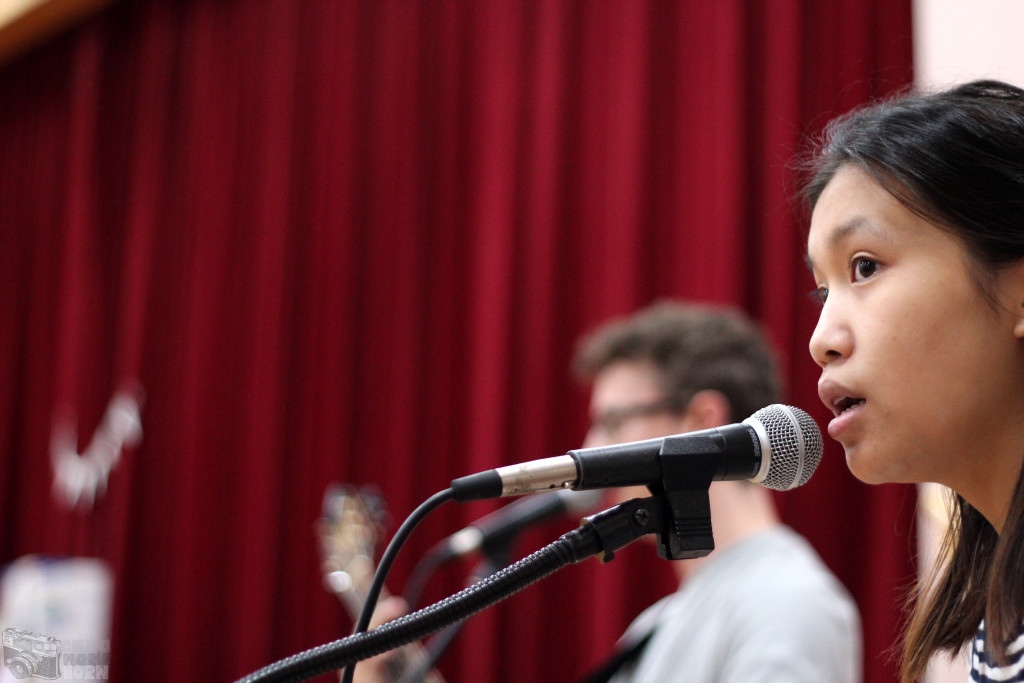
1012, 261, 1024, 339
681, 389, 732, 431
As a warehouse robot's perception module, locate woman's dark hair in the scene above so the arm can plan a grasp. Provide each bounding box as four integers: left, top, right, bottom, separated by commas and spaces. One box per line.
801, 80, 1024, 682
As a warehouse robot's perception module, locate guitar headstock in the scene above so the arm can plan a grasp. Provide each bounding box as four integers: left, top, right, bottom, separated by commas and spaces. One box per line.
316, 484, 446, 683
316, 484, 390, 612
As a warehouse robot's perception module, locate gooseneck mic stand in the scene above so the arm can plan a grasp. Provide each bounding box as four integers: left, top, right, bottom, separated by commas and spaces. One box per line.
235, 495, 670, 683
399, 555, 500, 683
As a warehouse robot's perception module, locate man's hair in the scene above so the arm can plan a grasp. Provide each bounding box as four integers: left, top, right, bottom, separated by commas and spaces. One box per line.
572, 300, 781, 423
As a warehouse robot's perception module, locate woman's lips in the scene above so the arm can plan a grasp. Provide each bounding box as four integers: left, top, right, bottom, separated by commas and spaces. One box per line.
828, 399, 865, 440
818, 379, 865, 441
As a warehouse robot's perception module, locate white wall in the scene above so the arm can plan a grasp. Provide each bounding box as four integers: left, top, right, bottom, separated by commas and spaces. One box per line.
914, 0, 1024, 89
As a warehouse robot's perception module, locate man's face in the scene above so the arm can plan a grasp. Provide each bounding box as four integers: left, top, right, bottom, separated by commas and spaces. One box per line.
584, 359, 695, 503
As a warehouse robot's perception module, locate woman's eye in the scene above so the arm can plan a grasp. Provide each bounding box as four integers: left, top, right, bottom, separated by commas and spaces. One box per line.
852, 257, 877, 282
808, 286, 829, 305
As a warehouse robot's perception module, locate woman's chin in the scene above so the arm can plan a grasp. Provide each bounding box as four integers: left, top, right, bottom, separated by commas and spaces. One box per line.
844, 447, 895, 485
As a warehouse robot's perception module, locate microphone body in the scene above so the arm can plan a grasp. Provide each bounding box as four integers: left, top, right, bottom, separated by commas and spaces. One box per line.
441, 488, 604, 561
451, 405, 821, 502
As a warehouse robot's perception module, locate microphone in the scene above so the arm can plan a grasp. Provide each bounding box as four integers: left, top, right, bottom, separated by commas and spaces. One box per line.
402, 489, 605, 610
451, 404, 822, 501
439, 489, 604, 562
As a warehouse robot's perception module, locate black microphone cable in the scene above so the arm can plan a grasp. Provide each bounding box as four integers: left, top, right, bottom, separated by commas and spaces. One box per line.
340, 487, 455, 683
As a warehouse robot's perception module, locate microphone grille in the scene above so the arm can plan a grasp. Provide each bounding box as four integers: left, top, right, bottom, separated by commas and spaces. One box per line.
747, 404, 822, 491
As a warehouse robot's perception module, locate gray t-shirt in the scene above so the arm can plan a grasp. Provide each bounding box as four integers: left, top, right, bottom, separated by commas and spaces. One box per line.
608, 525, 862, 683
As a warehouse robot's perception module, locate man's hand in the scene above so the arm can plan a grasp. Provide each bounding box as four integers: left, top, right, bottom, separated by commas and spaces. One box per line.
348, 596, 412, 683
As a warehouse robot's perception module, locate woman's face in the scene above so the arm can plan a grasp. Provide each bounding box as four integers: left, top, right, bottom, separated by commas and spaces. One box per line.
806, 165, 1024, 518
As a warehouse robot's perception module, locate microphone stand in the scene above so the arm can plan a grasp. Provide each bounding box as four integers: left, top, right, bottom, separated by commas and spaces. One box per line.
235, 495, 672, 683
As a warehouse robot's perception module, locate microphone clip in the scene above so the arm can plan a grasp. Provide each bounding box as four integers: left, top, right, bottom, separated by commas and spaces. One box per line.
577, 485, 713, 565
579, 496, 665, 563
650, 435, 719, 560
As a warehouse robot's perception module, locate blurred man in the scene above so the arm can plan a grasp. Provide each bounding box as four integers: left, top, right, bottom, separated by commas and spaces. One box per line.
573, 300, 861, 683
356, 300, 861, 683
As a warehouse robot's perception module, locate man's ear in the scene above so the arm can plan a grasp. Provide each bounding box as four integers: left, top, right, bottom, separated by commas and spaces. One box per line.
681, 389, 732, 431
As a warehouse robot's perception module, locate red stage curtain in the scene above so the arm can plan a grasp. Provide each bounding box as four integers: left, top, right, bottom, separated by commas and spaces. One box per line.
0, 1, 914, 681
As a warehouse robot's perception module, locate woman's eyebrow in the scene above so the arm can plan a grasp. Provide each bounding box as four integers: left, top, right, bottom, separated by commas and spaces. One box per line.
805, 217, 892, 272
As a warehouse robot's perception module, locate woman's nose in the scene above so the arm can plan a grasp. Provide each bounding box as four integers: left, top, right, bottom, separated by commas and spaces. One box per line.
808, 300, 852, 368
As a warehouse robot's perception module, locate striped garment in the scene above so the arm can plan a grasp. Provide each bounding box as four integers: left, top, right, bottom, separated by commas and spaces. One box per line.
971, 620, 1024, 682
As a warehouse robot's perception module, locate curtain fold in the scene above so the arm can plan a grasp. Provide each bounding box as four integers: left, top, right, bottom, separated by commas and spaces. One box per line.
0, 1, 914, 681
